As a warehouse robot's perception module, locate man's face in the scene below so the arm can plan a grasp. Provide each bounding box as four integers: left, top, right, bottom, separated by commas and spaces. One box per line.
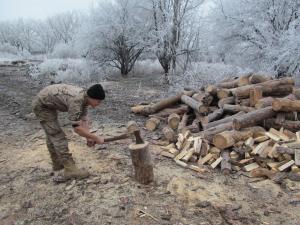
88, 97, 102, 108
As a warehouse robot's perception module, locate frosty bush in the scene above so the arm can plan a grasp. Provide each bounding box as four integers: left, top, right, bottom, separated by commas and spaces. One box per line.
169, 62, 249, 91
49, 43, 79, 59
30, 58, 104, 84
0, 43, 31, 60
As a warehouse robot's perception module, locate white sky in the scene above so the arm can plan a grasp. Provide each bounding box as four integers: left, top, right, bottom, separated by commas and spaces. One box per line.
0, 0, 97, 21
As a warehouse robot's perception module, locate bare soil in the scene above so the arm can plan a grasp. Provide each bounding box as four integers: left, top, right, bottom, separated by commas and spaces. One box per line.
0, 62, 300, 225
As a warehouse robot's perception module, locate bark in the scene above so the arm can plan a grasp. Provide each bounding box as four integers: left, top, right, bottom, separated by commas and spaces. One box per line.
203, 111, 245, 130
233, 106, 275, 130
181, 95, 207, 113
131, 91, 193, 115
272, 98, 300, 112
198, 122, 233, 143
213, 129, 253, 149
250, 87, 263, 107
221, 150, 231, 175
129, 142, 154, 184
264, 118, 300, 132
218, 96, 235, 107
249, 74, 271, 84
162, 126, 177, 142
149, 104, 189, 118
178, 112, 189, 133
223, 104, 255, 113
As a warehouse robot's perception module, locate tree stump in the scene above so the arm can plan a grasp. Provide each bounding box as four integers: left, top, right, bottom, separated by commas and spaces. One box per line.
129, 142, 154, 184
127, 120, 154, 184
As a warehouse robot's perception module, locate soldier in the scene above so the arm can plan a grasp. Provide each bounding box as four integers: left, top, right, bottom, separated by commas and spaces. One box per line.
32, 83, 105, 179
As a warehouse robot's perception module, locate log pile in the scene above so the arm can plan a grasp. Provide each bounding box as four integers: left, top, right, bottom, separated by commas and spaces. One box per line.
131, 75, 300, 178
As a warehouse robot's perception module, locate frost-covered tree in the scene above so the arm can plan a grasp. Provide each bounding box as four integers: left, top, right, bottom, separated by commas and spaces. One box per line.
149, 0, 205, 81
207, 0, 300, 76
80, 0, 148, 76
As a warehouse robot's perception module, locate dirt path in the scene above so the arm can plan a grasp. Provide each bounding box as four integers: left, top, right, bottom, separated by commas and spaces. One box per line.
0, 62, 299, 225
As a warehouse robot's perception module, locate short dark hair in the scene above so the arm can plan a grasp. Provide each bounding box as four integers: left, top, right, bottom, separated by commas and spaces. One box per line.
87, 84, 105, 100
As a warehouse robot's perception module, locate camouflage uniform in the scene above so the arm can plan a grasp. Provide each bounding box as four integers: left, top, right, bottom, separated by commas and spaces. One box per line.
32, 84, 88, 166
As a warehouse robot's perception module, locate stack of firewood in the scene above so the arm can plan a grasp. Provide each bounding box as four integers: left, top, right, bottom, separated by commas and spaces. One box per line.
131, 74, 300, 177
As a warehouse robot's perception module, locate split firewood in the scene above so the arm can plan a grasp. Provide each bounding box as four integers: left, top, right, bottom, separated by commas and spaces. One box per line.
249, 87, 262, 107
177, 112, 189, 133
222, 104, 255, 113
162, 126, 177, 143
278, 160, 295, 171
198, 153, 213, 165
243, 162, 260, 172
295, 149, 300, 166
275, 146, 295, 155
218, 96, 235, 107
276, 112, 300, 122
211, 157, 223, 169
221, 150, 231, 175
145, 117, 160, 131
213, 129, 253, 149
203, 111, 245, 130
167, 113, 181, 130
269, 128, 290, 141
233, 106, 275, 130
193, 137, 202, 155
131, 91, 193, 115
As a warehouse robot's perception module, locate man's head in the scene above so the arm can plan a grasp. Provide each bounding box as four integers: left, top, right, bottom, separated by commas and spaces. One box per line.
86, 84, 105, 108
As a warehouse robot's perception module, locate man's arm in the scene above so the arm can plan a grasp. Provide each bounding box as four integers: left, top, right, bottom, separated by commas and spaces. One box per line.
73, 125, 104, 144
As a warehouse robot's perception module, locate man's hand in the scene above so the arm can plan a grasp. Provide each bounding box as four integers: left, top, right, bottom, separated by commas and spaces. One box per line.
94, 136, 105, 144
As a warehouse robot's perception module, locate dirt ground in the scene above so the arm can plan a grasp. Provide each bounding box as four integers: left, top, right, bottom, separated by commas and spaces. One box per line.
0, 62, 300, 225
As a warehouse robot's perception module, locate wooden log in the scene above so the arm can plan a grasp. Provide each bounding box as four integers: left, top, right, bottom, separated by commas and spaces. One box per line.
218, 96, 235, 107
293, 87, 300, 100
278, 160, 295, 171
233, 106, 275, 130
276, 112, 300, 121
295, 149, 300, 166
192, 92, 213, 106
129, 141, 154, 184
217, 89, 231, 99
217, 74, 251, 89
272, 99, 300, 112
167, 113, 180, 130
203, 111, 245, 130
202, 108, 224, 125
185, 119, 200, 133
149, 105, 189, 118
239, 98, 251, 107
199, 122, 233, 143
231, 78, 294, 99
250, 87, 262, 107
275, 146, 295, 155
205, 85, 218, 96
249, 74, 271, 84
131, 91, 193, 115
255, 94, 296, 109
145, 117, 160, 131
221, 150, 231, 175
162, 126, 177, 143
181, 95, 207, 113
213, 129, 253, 149
177, 113, 189, 133
223, 104, 255, 113
264, 118, 300, 132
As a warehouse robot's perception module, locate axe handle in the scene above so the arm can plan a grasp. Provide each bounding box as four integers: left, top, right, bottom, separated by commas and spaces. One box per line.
103, 133, 129, 142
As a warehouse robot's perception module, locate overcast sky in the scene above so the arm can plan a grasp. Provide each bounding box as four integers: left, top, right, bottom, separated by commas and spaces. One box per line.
0, 0, 97, 21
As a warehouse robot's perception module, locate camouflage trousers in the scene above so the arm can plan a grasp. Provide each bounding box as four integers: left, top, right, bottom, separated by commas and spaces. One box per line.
32, 98, 72, 163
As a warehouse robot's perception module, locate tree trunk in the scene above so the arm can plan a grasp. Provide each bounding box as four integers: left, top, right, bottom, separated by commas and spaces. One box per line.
233, 106, 275, 130
199, 122, 233, 143
250, 87, 263, 107
149, 105, 189, 118
178, 112, 189, 133
145, 117, 160, 131
162, 126, 177, 142
218, 96, 235, 107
